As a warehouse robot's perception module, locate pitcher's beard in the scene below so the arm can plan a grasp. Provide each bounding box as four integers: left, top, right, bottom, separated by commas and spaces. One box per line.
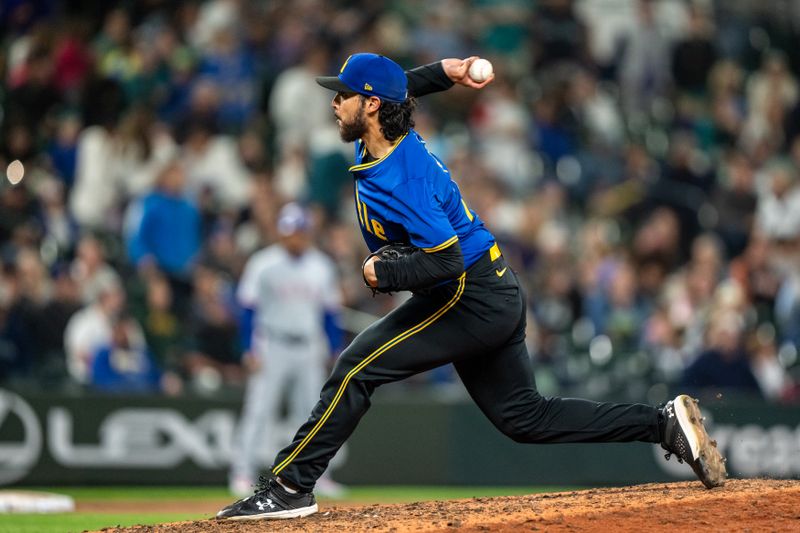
339, 106, 367, 143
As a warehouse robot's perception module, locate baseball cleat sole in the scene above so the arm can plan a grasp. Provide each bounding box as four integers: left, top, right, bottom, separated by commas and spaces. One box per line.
674, 395, 727, 489
219, 503, 318, 520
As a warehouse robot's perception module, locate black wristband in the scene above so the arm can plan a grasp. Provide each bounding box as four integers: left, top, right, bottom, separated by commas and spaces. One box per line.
406, 61, 454, 98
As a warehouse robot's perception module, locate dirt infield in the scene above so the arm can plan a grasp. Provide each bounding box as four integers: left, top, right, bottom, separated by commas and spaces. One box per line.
95, 479, 799, 533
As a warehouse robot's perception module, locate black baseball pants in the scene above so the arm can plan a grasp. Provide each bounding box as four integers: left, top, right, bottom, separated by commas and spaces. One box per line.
271, 245, 661, 491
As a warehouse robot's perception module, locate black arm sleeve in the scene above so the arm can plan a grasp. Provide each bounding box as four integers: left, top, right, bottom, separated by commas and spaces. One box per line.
406, 62, 454, 98
373, 241, 464, 292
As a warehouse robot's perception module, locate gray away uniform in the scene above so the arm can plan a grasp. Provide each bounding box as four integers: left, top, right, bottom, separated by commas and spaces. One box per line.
231, 244, 341, 484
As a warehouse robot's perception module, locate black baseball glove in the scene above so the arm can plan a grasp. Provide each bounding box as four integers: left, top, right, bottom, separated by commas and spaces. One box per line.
362, 243, 419, 295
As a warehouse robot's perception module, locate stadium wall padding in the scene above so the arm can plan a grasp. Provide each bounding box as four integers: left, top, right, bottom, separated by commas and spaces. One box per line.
0, 388, 797, 486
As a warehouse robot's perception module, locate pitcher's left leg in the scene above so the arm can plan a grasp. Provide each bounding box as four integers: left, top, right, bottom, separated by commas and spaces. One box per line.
455, 337, 661, 444
271, 276, 475, 492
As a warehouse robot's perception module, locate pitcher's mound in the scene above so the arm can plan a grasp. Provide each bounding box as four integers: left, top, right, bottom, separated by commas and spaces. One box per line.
98, 478, 800, 532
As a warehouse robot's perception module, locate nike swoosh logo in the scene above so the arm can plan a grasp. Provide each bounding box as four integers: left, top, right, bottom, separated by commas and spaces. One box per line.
495, 267, 507, 277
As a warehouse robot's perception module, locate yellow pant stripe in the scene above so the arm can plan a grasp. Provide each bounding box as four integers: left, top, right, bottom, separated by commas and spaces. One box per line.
272, 273, 467, 476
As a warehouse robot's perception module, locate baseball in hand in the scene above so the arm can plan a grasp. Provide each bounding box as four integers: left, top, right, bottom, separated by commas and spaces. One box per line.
468, 58, 493, 83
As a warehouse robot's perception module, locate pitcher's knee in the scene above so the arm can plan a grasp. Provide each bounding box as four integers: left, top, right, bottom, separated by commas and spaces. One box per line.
326, 349, 387, 398
495, 393, 550, 443
502, 427, 528, 443
329, 345, 366, 379
497, 421, 536, 443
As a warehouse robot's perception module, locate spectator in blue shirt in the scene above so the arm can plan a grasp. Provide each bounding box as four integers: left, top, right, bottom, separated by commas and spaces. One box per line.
127, 159, 200, 318
682, 313, 762, 397
128, 160, 200, 277
90, 314, 160, 393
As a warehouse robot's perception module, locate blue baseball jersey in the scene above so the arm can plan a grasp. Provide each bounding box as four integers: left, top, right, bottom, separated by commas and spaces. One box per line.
350, 129, 495, 269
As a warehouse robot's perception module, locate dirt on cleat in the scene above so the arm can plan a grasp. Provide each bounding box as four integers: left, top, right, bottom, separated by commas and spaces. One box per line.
681, 396, 727, 488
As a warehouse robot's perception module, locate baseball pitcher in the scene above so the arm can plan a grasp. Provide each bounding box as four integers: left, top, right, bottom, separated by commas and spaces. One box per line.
218, 55, 726, 521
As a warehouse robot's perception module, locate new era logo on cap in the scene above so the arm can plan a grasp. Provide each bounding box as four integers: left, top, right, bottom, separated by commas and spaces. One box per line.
316, 53, 408, 103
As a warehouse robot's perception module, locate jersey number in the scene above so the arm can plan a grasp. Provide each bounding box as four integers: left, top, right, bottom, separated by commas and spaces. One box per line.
357, 200, 387, 241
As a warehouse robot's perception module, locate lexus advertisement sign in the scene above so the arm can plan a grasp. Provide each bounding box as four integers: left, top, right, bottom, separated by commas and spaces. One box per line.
0, 388, 797, 486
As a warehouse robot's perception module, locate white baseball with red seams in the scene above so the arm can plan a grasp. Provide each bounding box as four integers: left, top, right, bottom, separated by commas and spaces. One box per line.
468, 58, 493, 83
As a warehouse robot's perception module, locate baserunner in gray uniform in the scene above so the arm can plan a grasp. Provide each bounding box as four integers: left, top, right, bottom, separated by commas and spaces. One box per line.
229, 203, 344, 497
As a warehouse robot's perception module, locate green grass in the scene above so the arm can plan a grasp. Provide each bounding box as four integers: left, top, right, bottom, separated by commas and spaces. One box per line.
24, 486, 232, 501
5, 485, 583, 533
0, 513, 201, 533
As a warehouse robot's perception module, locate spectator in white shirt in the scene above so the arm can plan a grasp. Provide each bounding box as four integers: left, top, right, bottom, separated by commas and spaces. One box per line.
756, 159, 800, 242
63, 277, 144, 384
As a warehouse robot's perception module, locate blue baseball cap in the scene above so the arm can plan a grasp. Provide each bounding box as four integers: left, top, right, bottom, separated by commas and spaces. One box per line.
316, 53, 408, 103
277, 203, 311, 236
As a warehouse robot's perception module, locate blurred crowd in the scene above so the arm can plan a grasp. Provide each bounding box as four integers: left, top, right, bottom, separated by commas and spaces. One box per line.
0, 0, 799, 403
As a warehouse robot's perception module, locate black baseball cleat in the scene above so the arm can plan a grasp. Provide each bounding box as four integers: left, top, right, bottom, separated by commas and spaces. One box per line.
216, 477, 318, 520
661, 394, 727, 489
